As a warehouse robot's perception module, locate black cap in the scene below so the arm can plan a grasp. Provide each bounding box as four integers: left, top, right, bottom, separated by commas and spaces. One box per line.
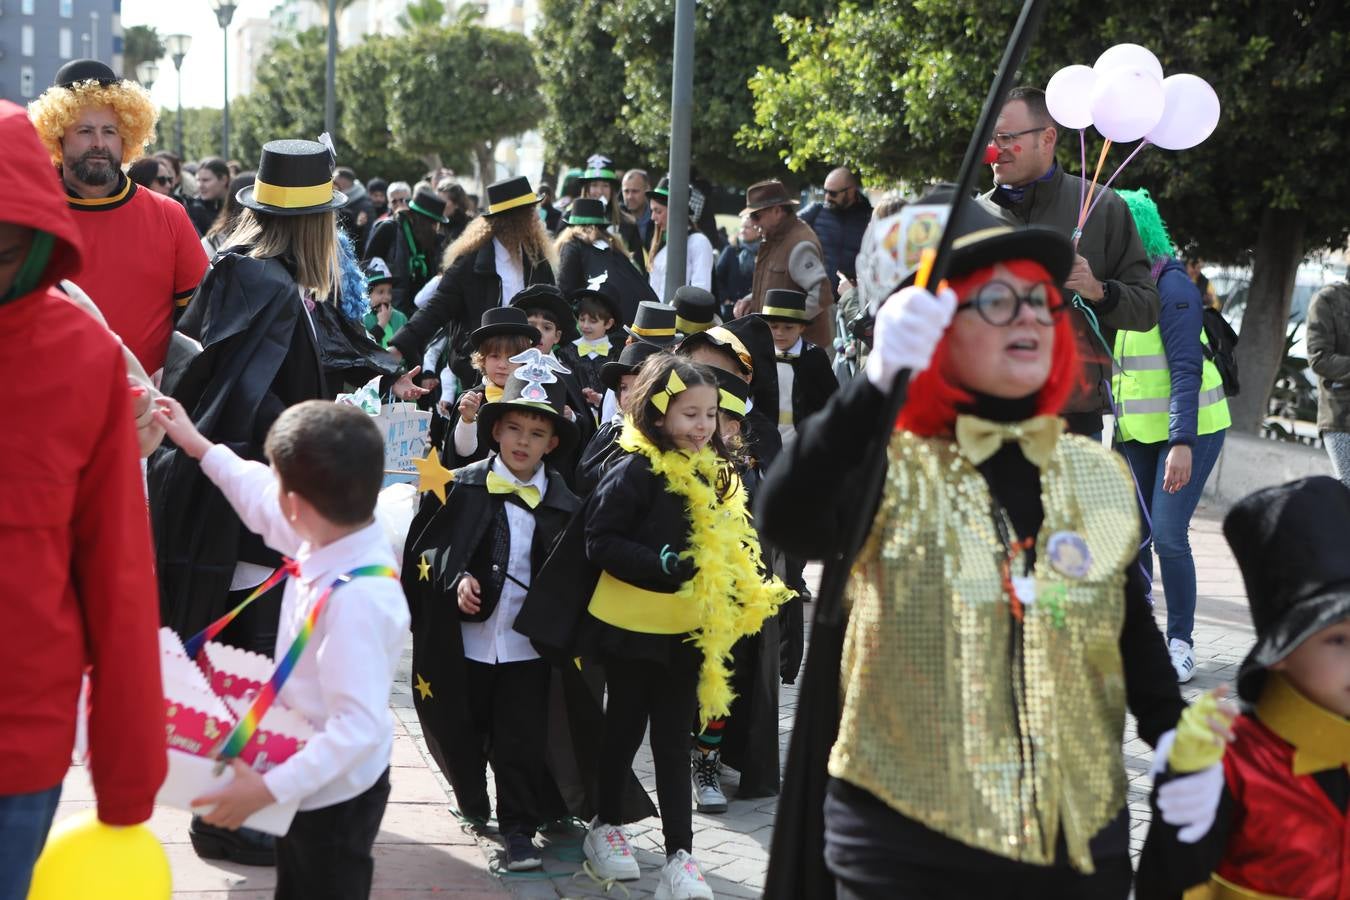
569, 288, 623, 329
409, 188, 449, 224
54, 59, 119, 88
510, 284, 580, 344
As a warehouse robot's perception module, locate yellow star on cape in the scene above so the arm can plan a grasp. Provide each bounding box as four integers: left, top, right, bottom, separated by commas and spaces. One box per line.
417, 554, 431, 581
413, 446, 454, 503
414, 673, 433, 700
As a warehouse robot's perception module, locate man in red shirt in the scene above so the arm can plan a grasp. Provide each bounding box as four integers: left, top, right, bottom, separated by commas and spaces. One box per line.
28, 59, 207, 374
0, 99, 165, 898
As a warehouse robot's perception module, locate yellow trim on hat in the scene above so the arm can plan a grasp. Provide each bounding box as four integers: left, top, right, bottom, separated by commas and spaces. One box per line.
630, 323, 676, 337
676, 316, 712, 334
760, 305, 812, 321
952, 225, 1014, 249
252, 179, 336, 209
488, 191, 539, 215
718, 389, 747, 417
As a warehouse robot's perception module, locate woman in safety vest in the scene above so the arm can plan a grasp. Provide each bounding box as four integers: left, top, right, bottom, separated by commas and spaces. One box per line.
1112, 188, 1230, 685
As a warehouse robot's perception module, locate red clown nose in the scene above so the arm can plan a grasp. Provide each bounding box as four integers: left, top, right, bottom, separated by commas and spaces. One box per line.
983, 144, 1000, 164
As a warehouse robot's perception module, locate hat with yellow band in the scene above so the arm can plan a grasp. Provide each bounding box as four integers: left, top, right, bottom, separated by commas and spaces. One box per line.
625, 301, 679, 347
673, 285, 719, 334
484, 175, 542, 217
757, 288, 815, 323
714, 368, 751, 421
236, 139, 347, 217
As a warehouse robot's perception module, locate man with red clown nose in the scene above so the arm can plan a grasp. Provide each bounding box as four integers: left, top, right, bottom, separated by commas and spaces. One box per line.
27, 59, 207, 375
759, 187, 1199, 898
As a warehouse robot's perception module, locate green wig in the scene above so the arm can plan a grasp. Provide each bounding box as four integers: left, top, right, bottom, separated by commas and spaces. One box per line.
1117, 188, 1175, 260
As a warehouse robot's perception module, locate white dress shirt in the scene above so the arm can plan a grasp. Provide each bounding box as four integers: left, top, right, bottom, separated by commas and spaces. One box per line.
647, 231, 715, 302
201, 445, 410, 811
460, 457, 547, 665
493, 237, 525, 306
776, 336, 803, 439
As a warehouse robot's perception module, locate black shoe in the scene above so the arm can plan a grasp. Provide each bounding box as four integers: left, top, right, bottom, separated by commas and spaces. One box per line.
505, 832, 542, 871
190, 816, 277, 866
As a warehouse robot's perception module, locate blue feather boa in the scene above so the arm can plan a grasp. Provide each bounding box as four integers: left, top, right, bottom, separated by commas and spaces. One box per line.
336, 230, 368, 322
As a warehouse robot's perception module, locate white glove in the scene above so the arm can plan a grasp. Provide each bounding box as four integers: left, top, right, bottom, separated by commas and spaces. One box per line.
1155, 761, 1225, 843
864, 285, 958, 392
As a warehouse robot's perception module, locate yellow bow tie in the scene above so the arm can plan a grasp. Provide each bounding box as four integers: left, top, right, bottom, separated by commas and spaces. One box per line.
954, 414, 1063, 469
486, 470, 541, 508
483, 382, 505, 403
576, 338, 611, 357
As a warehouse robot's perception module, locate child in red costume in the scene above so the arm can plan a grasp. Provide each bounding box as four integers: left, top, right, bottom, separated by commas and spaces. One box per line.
1138, 475, 1350, 900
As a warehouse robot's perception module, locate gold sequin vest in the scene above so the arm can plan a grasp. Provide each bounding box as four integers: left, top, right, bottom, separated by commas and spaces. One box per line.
828, 430, 1140, 873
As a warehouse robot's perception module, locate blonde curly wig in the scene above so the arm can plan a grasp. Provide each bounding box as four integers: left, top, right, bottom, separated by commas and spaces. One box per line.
28, 79, 157, 165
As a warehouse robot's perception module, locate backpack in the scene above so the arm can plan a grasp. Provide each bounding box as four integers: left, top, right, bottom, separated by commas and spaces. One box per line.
1200, 306, 1240, 397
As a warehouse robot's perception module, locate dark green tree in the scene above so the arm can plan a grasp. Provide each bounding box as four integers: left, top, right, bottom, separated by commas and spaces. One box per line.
122, 25, 165, 81
742, 0, 1350, 432
153, 107, 225, 163
396, 0, 447, 31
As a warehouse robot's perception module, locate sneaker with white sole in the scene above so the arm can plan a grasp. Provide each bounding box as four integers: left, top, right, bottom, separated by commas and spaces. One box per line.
583, 818, 640, 881
1169, 638, 1195, 683
655, 849, 714, 900
505, 832, 541, 871
691, 748, 728, 813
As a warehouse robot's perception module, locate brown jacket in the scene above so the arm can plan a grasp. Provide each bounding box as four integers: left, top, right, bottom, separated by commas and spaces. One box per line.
750, 215, 835, 348
1307, 281, 1350, 434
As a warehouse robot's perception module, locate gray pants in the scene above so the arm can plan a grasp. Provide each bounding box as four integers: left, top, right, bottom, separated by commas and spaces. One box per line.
1325, 431, 1350, 489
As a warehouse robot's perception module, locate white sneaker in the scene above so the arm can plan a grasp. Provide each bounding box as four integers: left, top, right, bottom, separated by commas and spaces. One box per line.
691, 748, 728, 813
582, 818, 640, 881
1169, 638, 1195, 683
655, 849, 714, 900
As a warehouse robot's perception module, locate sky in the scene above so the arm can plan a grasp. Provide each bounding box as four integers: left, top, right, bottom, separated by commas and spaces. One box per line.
120, 0, 277, 110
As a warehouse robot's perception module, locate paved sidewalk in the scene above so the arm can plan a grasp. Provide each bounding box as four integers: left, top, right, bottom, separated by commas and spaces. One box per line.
52, 499, 1251, 897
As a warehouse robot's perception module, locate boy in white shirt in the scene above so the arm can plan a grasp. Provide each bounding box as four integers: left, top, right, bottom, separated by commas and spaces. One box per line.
153, 397, 409, 900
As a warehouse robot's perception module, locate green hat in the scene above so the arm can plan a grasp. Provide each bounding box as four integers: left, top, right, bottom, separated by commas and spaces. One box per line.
580, 153, 620, 186
564, 197, 610, 227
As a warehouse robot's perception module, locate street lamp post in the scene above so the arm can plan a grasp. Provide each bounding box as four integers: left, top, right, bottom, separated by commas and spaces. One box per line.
209, 1, 238, 162
325, 0, 337, 139
165, 33, 192, 161
663, 0, 696, 303
135, 60, 158, 92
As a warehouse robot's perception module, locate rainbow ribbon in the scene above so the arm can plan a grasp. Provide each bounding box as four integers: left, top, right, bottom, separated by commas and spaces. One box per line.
183, 561, 298, 659
182, 563, 397, 767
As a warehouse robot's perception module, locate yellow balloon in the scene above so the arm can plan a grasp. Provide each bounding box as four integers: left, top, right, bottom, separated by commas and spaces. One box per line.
28, 809, 171, 900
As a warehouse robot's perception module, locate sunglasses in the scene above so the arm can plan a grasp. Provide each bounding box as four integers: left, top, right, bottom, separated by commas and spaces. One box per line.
155, 176, 173, 186
823, 187, 852, 197
955, 280, 1064, 326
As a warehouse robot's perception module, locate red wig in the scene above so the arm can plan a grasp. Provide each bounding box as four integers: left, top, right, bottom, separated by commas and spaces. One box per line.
896, 259, 1081, 437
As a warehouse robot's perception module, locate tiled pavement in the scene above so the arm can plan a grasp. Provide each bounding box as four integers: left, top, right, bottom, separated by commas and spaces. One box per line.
53, 500, 1252, 897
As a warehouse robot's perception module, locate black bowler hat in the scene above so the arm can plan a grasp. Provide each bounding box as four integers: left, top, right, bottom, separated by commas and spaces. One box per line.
757, 288, 815, 323
484, 176, 541, 217
510, 284, 580, 343
54, 59, 119, 88
470, 306, 540, 349
713, 368, 752, 420
1225, 476, 1350, 702
672, 286, 719, 334
600, 341, 664, 392
625, 301, 678, 346
565, 197, 609, 227
476, 358, 580, 460
236, 140, 347, 216
569, 288, 623, 330
409, 188, 449, 224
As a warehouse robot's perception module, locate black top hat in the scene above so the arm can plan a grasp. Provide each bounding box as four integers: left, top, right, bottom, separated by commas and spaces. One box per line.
646, 176, 671, 204
624, 301, 678, 346
672, 286, 719, 334
470, 306, 541, 349
713, 368, 752, 420
580, 154, 621, 186
364, 257, 394, 287
236, 140, 347, 217
740, 180, 799, 216
484, 176, 541, 217
476, 356, 580, 459
600, 341, 664, 392
54, 59, 119, 88
569, 288, 623, 329
510, 284, 580, 343
1224, 476, 1350, 702
757, 288, 814, 323
565, 197, 610, 227
409, 188, 449, 224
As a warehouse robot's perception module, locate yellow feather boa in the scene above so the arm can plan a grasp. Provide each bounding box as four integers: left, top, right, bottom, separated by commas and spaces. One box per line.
618, 418, 793, 725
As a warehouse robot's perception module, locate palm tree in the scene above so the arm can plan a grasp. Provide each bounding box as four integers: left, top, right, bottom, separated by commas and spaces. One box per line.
397, 0, 448, 32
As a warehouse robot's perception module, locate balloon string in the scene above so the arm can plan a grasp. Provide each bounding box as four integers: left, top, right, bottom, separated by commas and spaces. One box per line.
1078, 138, 1112, 231
1080, 139, 1152, 229
1078, 128, 1087, 227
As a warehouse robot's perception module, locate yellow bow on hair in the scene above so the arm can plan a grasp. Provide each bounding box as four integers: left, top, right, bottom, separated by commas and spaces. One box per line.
650, 370, 688, 414
486, 471, 542, 508
953, 414, 1063, 469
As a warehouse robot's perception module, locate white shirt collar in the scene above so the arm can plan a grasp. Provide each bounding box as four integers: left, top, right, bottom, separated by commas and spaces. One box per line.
491, 454, 548, 492
779, 337, 804, 358
297, 519, 390, 584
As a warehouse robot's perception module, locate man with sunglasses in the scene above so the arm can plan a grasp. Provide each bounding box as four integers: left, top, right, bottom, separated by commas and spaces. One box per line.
801, 167, 873, 295
979, 86, 1159, 437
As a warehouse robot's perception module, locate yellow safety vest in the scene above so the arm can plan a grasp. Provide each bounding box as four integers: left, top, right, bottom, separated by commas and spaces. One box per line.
1112, 325, 1230, 444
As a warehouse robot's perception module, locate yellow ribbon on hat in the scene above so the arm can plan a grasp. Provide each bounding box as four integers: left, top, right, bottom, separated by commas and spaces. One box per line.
486, 471, 541, 509
252, 179, 335, 209
953, 414, 1063, 469
650, 369, 687, 414
718, 389, 747, 417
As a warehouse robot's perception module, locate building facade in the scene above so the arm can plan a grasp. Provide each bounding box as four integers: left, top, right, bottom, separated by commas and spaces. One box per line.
0, 0, 123, 104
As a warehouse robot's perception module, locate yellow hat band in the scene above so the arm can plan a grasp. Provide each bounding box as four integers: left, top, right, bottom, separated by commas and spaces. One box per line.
252, 179, 335, 209
676, 316, 713, 334
760, 305, 811, 321
630, 323, 676, 337
718, 389, 747, 416
488, 192, 538, 215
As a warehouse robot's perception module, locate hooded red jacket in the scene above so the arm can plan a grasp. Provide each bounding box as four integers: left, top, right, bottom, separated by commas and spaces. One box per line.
0, 100, 166, 824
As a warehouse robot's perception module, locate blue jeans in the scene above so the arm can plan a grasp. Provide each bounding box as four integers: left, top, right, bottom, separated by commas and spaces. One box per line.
1118, 430, 1226, 646
0, 784, 62, 900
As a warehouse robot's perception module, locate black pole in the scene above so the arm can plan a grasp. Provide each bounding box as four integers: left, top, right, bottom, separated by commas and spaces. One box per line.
221, 26, 229, 161
763, 2, 1050, 896
325, 0, 337, 139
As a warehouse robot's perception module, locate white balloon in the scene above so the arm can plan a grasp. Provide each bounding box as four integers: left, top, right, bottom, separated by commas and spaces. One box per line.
1045, 64, 1097, 129
1094, 43, 1164, 83
1147, 74, 1221, 150
1090, 66, 1165, 143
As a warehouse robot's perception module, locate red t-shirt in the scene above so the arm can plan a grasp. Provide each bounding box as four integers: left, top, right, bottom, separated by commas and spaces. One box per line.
66, 175, 208, 372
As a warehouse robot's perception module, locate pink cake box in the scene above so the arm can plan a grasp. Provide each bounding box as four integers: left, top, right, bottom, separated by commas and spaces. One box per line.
156, 627, 311, 835
199, 640, 271, 700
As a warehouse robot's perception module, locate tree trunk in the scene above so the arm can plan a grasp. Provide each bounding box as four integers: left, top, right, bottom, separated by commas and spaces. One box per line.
474, 141, 497, 194
419, 152, 443, 173
1227, 207, 1306, 433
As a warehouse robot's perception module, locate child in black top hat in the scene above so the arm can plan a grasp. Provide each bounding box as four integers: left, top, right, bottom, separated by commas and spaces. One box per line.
673, 285, 720, 336
1137, 475, 1350, 900
558, 288, 624, 409
756, 288, 838, 443
447, 307, 539, 468
575, 341, 664, 495
403, 367, 580, 874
